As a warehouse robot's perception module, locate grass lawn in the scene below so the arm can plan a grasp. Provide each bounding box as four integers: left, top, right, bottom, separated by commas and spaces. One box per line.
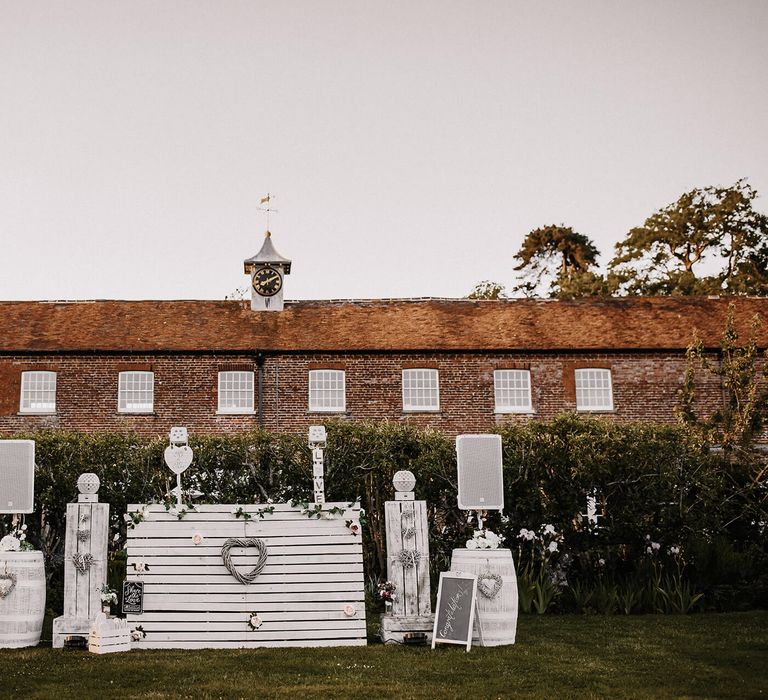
1, 612, 765, 699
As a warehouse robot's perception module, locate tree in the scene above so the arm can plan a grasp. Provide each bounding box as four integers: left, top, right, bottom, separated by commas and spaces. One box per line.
610, 180, 768, 296
677, 306, 768, 531
467, 281, 507, 299
512, 225, 602, 298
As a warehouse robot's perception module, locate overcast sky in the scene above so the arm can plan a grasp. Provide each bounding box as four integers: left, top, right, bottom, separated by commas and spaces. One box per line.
1, 1, 766, 302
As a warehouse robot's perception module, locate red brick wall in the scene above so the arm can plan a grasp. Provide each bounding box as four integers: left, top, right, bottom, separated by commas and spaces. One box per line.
0, 352, 725, 437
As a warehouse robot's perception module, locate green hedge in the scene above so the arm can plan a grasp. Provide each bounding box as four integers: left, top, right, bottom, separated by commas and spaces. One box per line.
4, 415, 766, 614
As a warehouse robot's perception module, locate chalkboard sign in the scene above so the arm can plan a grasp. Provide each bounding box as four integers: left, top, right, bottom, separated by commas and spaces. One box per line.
122, 580, 144, 615
432, 572, 478, 651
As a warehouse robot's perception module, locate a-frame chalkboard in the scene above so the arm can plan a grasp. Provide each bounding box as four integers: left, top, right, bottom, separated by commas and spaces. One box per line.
431, 572, 481, 651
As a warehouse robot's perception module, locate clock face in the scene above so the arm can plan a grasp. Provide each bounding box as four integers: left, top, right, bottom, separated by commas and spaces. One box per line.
252, 266, 283, 297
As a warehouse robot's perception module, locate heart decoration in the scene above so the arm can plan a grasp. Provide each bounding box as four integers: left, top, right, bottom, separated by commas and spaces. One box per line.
220, 537, 268, 585
72, 552, 95, 574
0, 572, 17, 599
164, 445, 194, 475
477, 572, 503, 599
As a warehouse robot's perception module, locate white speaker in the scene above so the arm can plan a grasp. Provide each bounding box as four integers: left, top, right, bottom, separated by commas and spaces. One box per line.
456, 434, 504, 510
0, 440, 35, 514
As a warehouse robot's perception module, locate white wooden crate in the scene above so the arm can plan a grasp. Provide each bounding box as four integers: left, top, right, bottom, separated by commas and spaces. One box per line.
125, 503, 367, 649
89, 614, 131, 654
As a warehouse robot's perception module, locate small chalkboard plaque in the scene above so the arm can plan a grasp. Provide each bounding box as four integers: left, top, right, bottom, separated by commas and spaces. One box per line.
122, 580, 144, 615
431, 572, 478, 651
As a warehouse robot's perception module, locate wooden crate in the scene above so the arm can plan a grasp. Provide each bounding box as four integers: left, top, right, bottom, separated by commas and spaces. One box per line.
125, 503, 367, 649
89, 614, 131, 654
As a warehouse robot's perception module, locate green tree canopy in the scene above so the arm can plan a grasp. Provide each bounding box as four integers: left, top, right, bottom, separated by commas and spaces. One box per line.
467, 280, 507, 299
512, 225, 602, 298
610, 180, 768, 296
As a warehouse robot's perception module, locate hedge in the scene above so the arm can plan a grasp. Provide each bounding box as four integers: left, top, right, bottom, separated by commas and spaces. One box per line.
4, 415, 766, 614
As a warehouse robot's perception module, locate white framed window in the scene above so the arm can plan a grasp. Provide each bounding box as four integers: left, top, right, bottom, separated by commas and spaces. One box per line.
575, 368, 614, 411
118, 371, 154, 413
308, 370, 346, 412
217, 371, 255, 414
494, 369, 532, 413
19, 371, 56, 414
402, 368, 440, 412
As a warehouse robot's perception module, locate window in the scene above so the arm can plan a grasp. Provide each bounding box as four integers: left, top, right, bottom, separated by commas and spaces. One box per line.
575, 368, 613, 411
20, 371, 56, 413
494, 369, 532, 413
217, 371, 255, 414
308, 370, 346, 412
118, 371, 154, 413
402, 368, 440, 412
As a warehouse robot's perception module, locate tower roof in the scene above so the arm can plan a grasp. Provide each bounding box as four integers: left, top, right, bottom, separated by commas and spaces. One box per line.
243, 232, 292, 274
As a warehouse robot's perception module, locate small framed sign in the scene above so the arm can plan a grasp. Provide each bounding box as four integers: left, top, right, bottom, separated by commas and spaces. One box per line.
122, 580, 144, 615
432, 572, 479, 651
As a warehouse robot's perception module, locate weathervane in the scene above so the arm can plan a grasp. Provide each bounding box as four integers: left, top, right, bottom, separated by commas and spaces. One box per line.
257, 193, 279, 231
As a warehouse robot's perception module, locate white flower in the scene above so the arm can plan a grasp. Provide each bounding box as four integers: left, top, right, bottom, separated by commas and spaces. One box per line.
646, 546, 653, 554
191, 533, 204, 546
598, 558, 606, 566
518, 528, 535, 541
547, 541, 558, 553
651, 542, 660, 551
113, 533, 120, 541
0, 535, 20, 551
466, 539, 478, 549
21, 524, 27, 531
542, 524, 556, 536
669, 546, 680, 555
131, 629, 143, 642
266, 498, 274, 504
19, 533, 26, 541
123, 514, 131, 522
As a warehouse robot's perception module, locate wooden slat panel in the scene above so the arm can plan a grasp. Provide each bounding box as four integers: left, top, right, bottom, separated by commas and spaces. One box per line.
137, 620, 366, 632
135, 611, 362, 622
126, 544, 359, 557
132, 571, 362, 584
128, 601, 363, 612
142, 582, 363, 594
133, 639, 368, 649
125, 501, 366, 648
133, 628, 364, 642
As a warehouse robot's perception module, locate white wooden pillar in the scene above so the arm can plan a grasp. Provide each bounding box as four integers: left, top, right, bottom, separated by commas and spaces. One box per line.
53, 473, 109, 648
380, 470, 435, 643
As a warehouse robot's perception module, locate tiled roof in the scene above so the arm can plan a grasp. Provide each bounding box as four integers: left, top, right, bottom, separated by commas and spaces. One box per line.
1, 297, 767, 353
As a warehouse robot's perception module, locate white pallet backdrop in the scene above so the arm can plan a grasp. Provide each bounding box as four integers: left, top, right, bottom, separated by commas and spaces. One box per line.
125, 503, 366, 648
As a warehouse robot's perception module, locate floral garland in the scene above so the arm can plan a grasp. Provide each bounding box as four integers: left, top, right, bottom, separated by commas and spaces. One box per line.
233, 505, 276, 521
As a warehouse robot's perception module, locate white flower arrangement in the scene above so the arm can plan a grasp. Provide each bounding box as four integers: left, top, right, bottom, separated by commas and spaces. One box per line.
0, 534, 20, 552
99, 583, 118, 605
466, 528, 505, 550
247, 613, 263, 630
0, 522, 33, 552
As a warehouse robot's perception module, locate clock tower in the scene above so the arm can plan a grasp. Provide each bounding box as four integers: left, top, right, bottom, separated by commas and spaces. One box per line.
243, 231, 292, 311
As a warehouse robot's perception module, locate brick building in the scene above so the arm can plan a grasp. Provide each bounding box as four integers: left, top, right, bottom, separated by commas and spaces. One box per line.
1, 294, 766, 438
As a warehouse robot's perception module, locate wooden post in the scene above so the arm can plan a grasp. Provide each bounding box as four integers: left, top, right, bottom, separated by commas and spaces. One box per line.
380, 470, 434, 643
53, 473, 110, 648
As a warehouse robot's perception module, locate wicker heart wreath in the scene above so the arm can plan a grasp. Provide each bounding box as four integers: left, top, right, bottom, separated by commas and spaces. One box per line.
0, 571, 17, 599
220, 537, 269, 585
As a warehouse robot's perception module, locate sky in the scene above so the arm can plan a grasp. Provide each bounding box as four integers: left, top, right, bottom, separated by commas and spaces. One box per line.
1, 0, 767, 302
